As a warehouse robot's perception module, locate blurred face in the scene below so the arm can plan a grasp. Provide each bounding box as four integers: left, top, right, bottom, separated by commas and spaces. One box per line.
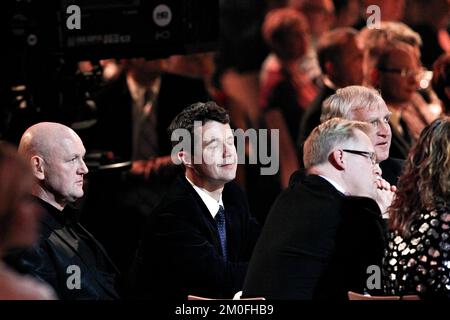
342, 130, 379, 198
296, 0, 334, 38
43, 133, 88, 205
377, 48, 421, 104
334, 37, 364, 87
351, 102, 392, 162
191, 121, 237, 189
6, 178, 42, 248
290, 27, 310, 60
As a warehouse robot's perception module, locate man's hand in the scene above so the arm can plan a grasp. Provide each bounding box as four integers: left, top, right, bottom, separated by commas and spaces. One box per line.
376, 177, 397, 192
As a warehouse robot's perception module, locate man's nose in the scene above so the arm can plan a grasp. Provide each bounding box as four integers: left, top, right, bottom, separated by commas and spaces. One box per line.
377, 121, 391, 137
79, 159, 89, 174
223, 143, 235, 157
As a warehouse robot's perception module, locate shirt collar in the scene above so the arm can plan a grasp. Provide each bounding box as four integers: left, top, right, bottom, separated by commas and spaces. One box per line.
318, 175, 347, 195
33, 196, 80, 226
185, 176, 224, 219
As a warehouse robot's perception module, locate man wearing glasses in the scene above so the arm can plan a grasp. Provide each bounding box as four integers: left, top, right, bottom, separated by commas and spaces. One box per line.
243, 118, 393, 300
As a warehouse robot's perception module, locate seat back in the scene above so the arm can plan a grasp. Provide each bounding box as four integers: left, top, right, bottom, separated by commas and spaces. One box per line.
187, 295, 265, 300
348, 291, 420, 300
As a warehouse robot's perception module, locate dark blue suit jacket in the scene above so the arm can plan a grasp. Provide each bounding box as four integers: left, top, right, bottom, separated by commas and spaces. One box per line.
131, 176, 260, 299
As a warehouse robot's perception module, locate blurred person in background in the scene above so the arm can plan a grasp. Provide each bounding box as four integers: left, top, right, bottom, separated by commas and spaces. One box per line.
432, 52, 450, 115
0, 143, 56, 300
299, 27, 364, 148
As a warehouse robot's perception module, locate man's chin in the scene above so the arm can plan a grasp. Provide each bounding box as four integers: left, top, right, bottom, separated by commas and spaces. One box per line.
375, 150, 390, 162
70, 192, 84, 202
220, 172, 236, 184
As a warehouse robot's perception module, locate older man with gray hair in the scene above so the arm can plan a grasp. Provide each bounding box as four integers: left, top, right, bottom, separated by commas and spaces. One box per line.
321, 85, 403, 185
243, 118, 393, 300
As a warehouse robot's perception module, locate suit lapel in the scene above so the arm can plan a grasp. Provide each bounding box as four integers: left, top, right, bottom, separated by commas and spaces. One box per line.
179, 176, 224, 253
42, 213, 119, 297
43, 218, 92, 269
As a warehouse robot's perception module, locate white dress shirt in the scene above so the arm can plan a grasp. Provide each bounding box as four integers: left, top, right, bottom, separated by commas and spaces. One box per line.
185, 176, 224, 219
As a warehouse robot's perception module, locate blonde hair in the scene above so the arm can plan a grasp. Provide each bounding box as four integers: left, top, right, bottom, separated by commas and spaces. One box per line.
321, 85, 385, 123
303, 118, 372, 168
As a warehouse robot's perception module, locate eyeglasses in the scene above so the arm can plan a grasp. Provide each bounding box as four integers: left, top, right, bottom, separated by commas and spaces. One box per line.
342, 149, 377, 165
378, 67, 425, 80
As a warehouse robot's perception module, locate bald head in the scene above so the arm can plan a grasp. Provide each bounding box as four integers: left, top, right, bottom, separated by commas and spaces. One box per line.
19, 122, 81, 159
18, 122, 88, 210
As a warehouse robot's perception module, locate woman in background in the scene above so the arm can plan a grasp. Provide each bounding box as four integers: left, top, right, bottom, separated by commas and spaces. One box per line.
384, 117, 450, 299
0, 143, 56, 300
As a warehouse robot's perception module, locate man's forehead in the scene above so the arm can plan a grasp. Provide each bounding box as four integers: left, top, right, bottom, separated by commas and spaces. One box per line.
351, 104, 388, 119
197, 122, 232, 138
353, 129, 375, 151
54, 136, 85, 154
387, 49, 418, 67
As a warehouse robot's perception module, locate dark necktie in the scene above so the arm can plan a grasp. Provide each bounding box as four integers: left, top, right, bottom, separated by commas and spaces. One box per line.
215, 205, 227, 259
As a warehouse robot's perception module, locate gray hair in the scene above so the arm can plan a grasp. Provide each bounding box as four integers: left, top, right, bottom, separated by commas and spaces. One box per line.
358, 21, 422, 78
303, 117, 372, 168
359, 21, 422, 50
320, 85, 385, 123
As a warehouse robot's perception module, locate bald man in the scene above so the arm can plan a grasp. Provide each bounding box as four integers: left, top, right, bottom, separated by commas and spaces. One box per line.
5, 122, 120, 300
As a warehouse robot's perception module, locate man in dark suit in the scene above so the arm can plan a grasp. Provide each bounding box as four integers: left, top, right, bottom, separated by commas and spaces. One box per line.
6, 122, 120, 299
320, 85, 404, 185
131, 101, 260, 299
243, 118, 394, 300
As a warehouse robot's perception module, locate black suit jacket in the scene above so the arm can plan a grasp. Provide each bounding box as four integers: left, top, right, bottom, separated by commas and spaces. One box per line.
5, 197, 120, 300
131, 176, 260, 299
389, 121, 412, 160
243, 172, 385, 300
379, 157, 404, 186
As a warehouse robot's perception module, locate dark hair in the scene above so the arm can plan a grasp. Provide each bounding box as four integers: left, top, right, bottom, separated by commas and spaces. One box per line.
432, 53, 450, 114
168, 101, 230, 150
389, 117, 450, 237
317, 27, 358, 73
262, 8, 309, 61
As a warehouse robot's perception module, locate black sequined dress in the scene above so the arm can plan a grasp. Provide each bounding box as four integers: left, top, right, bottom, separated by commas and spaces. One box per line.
384, 205, 450, 299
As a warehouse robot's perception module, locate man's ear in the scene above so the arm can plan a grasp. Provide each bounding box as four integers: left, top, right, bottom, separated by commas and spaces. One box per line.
30, 155, 45, 180
328, 149, 345, 170
178, 150, 193, 168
